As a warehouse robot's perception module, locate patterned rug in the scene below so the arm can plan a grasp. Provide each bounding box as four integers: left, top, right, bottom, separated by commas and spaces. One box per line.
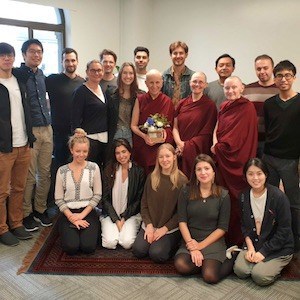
18, 221, 300, 279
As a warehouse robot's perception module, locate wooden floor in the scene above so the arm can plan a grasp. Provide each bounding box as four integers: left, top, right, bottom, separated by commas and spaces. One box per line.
0, 230, 300, 300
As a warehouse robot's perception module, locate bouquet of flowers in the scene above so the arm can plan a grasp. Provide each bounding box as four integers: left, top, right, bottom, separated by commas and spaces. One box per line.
140, 113, 170, 142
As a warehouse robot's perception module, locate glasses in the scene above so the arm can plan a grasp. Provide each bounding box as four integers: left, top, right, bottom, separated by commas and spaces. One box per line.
27, 49, 43, 55
275, 73, 294, 80
0, 53, 14, 59
89, 69, 103, 74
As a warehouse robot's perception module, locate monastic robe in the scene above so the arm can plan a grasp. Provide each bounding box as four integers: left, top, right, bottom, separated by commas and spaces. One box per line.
215, 96, 257, 245
132, 92, 174, 174
175, 95, 217, 178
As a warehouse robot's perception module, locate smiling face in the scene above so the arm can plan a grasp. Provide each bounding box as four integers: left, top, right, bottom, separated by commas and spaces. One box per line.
0, 52, 15, 73
134, 51, 149, 73
195, 161, 215, 185
23, 43, 43, 69
115, 145, 131, 166
121, 65, 135, 87
274, 69, 295, 92
70, 142, 89, 164
63, 52, 78, 75
158, 147, 176, 174
215, 57, 235, 80
170, 46, 187, 67
223, 77, 244, 101
101, 54, 116, 75
246, 165, 267, 191
255, 59, 273, 85
146, 70, 163, 98
86, 61, 103, 84
190, 72, 207, 95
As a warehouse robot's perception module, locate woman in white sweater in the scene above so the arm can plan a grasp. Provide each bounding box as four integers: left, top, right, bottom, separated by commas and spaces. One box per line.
55, 128, 102, 255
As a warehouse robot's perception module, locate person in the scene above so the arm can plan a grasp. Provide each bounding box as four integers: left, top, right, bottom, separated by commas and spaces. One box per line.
107, 62, 140, 146
131, 69, 174, 174
46, 48, 85, 167
72, 60, 108, 169
132, 143, 188, 263
234, 158, 294, 286
173, 72, 217, 178
174, 154, 233, 284
134, 46, 150, 92
211, 76, 257, 245
243, 55, 278, 157
162, 41, 194, 107
263, 60, 300, 252
0, 42, 36, 246
204, 54, 235, 110
99, 49, 118, 93
15, 39, 53, 231
100, 138, 145, 249
55, 128, 101, 255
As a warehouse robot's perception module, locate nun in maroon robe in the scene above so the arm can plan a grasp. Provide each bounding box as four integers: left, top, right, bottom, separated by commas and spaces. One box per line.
211, 76, 258, 246
173, 72, 217, 178
131, 69, 174, 174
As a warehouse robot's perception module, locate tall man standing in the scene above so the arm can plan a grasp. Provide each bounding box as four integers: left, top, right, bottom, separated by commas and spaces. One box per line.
0, 43, 36, 246
15, 39, 53, 231
263, 60, 300, 251
134, 46, 150, 92
162, 41, 194, 107
204, 54, 235, 109
244, 55, 278, 157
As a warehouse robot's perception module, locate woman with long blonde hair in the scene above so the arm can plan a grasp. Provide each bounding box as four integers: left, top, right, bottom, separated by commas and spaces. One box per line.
132, 143, 188, 262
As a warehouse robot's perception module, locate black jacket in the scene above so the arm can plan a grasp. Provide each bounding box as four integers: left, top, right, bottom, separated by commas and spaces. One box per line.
239, 184, 294, 260
102, 163, 145, 222
0, 72, 36, 153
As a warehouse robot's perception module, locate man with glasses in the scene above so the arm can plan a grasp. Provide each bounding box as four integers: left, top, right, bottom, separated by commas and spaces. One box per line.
263, 60, 300, 252
0, 43, 35, 246
15, 39, 53, 232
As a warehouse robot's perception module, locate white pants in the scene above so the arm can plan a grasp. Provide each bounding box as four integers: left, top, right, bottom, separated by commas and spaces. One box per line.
100, 214, 141, 249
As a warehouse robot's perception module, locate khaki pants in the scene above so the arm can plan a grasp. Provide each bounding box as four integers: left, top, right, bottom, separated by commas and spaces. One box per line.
234, 250, 293, 286
23, 125, 53, 217
0, 146, 31, 235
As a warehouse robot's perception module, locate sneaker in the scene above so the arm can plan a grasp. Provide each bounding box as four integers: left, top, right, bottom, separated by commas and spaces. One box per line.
23, 214, 39, 232
0, 231, 19, 246
11, 226, 33, 240
33, 211, 53, 227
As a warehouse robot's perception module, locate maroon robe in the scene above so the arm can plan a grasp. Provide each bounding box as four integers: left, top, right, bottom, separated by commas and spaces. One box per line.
132, 92, 174, 174
175, 95, 217, 178
215, 97, 258, 245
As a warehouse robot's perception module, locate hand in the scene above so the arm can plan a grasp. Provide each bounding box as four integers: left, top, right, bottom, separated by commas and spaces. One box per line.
186, 239, 200, 251
253, 252, 265, 263
153, 226, 168, 241
73, 219, 90, 230
190, 250, 203, 267
144, 224, 155, 244
245, 249, 256, 262
116, 218, 125, 232
68, 213, 83, 223
144, 134, 156, 146
210, 144, 216, 155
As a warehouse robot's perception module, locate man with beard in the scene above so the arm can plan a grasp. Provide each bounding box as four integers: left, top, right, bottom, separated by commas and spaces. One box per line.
204, 54, 235, 110
162, 41, 194, 107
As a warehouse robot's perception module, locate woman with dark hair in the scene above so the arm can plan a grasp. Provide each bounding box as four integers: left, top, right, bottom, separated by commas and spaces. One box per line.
100, 138, 145, 249
234, 158, 294, 286
107, 62, 140, 146
132, 143, 188, 262
174, 154, 233, 284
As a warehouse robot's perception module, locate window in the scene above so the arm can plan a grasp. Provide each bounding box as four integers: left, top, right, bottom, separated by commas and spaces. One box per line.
0, 0, 65, 75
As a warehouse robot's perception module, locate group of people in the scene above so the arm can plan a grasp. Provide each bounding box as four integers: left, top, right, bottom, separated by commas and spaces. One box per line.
0, 38, 299, 286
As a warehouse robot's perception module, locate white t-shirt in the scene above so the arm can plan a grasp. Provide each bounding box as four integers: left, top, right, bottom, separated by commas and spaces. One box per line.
0, 75, 28, 147
137, 73, 148, 92
250, 189, 267, 235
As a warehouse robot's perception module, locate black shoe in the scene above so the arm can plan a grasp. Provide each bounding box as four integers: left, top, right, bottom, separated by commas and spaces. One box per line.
0, 231, 19, 246
33, 211, 53, 227
11, 226, 33, 240
23, 214, 39, 232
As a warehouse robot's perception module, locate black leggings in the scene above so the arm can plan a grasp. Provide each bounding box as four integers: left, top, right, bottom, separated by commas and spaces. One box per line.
174, 253, 235, 284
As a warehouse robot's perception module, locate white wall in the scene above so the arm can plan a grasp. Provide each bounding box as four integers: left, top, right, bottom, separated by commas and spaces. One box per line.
17, 0, 300, 90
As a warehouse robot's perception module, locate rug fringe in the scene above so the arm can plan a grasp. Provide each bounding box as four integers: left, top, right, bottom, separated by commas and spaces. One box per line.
17, 223, 55, 275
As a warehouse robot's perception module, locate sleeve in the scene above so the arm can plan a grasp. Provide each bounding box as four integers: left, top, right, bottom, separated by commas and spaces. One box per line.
217, 191, 231, 232
71, 86, 84, 131
177, 186, 189, 223
89, 164, 102, 208
165, 100, 175, 144
121, 166, 146, 220
259, 191, 293, 257
140, 175, 152, 225
54, 168, 67, 212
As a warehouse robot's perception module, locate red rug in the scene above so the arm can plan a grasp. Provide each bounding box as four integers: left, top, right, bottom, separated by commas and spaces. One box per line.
18, 221, 300, 279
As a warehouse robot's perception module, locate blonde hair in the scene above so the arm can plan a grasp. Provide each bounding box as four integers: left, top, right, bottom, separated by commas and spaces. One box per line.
68, 128, 90, 150
151, 143, 186, 191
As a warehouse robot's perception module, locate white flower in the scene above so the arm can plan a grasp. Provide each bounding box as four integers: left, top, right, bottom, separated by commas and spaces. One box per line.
156, 121, 163, 128
148, 126, 156, 132
143, 122, 149, 128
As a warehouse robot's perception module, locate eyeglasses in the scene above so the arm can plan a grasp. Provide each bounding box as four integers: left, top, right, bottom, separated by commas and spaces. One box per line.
27, 49, 43, 55
0, 53, 14, 59
275, 73, 294, 80
89, 69, 103, 74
